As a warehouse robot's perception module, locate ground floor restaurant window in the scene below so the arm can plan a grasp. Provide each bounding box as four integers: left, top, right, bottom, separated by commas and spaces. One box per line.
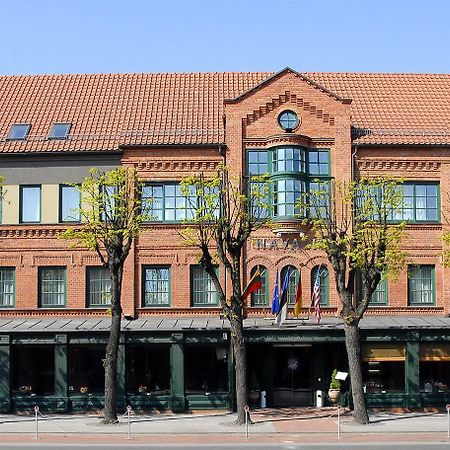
185, 346, 228, 393
419, 344, 450, 393
362, 344, 405, 392
11, 345, 54, 395
273, 345, 313, 406
69, 346, 105, 394
126, 346, 170, 394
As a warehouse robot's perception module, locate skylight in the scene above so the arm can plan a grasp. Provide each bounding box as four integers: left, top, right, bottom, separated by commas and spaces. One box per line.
7, 124, 31, 140
49, 123, 71, 140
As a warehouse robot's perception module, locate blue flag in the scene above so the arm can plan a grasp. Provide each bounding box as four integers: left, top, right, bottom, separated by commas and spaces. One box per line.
271, 270, 280, 315
275, 267, 292, 326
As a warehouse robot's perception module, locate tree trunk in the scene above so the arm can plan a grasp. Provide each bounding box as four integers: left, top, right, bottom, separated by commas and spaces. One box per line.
344, 321, 369, 424
103, 267, 123, 424
230, 316, 248, 425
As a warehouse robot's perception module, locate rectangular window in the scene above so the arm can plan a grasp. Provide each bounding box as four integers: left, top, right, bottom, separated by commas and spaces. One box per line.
87, 267, 112, 307
20, 185, 41, 223
7, 124, 31, 140
191, 265, 218, 306
60, 185, 81, 222
0, 268, 15, 307
393, 183, 439, 222
49, 122, 71, 140
142, 184, 196, 222
369, 279, 388, 306
408, 265, 435, 305
308, 150, 330, 176
39, 267, 66, 307
248, 150, 269, 175
142, 266, 170, 307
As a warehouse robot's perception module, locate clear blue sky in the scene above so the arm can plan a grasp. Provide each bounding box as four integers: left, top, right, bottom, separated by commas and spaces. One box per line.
1, 0, 449, 75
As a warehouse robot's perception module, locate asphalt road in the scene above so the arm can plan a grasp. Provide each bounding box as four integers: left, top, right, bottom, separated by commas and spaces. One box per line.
0, 444, 449, 450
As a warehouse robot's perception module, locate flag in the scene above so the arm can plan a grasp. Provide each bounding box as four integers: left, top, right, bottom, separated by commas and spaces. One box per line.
312, 268, 322, 323
293, 276, 302, 317
275, 267, 291, 326
242, 266, 262, 300
271, 270, 280, 315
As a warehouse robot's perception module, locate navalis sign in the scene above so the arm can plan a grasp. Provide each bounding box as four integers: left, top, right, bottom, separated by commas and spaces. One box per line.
251, 237, 305, 251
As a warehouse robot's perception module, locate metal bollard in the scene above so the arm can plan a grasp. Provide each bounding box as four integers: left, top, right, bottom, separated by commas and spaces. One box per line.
447, 404, 450, 438
34, 405, 39, 440
127, 405, 132, 440
244, 405, 249, 440
338, 406, 341, 439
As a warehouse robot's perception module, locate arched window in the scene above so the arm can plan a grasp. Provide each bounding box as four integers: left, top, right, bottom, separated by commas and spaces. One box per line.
311, 266, 329, 306
250, 265, 269, 306
280, 265, 299, 305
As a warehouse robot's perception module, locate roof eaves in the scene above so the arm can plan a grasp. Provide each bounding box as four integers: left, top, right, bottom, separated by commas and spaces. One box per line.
224, 67, 352, 104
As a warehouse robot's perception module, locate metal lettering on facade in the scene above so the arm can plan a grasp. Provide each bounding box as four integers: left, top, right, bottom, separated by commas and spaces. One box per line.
253, 238, 303, 251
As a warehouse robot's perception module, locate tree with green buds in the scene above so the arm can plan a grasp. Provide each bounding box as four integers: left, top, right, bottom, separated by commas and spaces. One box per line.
300, 178, 405, 424
180, 165, 271, 425
61, 167, 148, 423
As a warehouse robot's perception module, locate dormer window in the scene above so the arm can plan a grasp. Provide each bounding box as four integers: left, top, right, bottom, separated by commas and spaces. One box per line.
7, 124, 31, 140
278, 110, 299, 132
49, 123, 71, 140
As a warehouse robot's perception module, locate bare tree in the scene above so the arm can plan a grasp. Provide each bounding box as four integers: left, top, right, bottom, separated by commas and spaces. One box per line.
301, 178, 405, 423
180, 166, 270, 424
61, 168, 147, 423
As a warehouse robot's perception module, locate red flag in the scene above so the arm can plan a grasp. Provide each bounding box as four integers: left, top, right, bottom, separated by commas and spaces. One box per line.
242, 267, 262, 300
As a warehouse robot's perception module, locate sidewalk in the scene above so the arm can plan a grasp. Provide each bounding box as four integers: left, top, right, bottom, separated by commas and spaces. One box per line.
0, 407, 448, 445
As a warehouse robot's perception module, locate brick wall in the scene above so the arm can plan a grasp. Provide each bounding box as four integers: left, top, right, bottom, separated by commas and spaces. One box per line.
0, 71, 448, 317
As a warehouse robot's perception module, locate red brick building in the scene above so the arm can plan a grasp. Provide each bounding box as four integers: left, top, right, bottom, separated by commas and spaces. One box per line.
0, 68, 449, 413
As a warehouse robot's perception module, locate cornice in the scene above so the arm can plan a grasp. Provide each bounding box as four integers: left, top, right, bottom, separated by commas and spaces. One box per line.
132, 160, 221, 173
357, 159, 441, 172
244, 134, 334, 148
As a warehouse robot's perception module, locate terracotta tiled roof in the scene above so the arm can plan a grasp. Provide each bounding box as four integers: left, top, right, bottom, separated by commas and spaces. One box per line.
307, 72, 450, 145
0, 72, 271, 153
0, 71, 450, 153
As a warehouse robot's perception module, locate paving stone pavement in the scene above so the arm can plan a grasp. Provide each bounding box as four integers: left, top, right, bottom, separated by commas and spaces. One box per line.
0, 407, 448, 445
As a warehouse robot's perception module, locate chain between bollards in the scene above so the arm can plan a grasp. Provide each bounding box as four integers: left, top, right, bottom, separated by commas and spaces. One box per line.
34, 405, 39, 440
244, 405, 250, 439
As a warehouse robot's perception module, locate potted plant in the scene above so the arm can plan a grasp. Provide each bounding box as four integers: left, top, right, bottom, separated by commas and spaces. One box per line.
328, 369, 341, 404
248, 371, 260, 405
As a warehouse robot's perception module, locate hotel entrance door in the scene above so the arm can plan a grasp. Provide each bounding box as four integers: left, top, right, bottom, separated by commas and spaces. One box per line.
273, 345, 313, 406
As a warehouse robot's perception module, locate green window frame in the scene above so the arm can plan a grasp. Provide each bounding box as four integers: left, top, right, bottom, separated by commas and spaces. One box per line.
250, 265, 269, 307
280, 265, 299, 305
308, 150, 330, 176
87, 267, 112, 307
0, 267, 15, 308
311, 266, 329, 306
190, 265, 219, 306
408, 265, 435, 306
39, 267, 66, 308
59, 184, 81, 223
393, 183, 440, 223
19, 185, 41, 223
142, 266, 170, 307
368, 279, 388, 306
142, 183, 196, 222
247, 147, 330, 220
